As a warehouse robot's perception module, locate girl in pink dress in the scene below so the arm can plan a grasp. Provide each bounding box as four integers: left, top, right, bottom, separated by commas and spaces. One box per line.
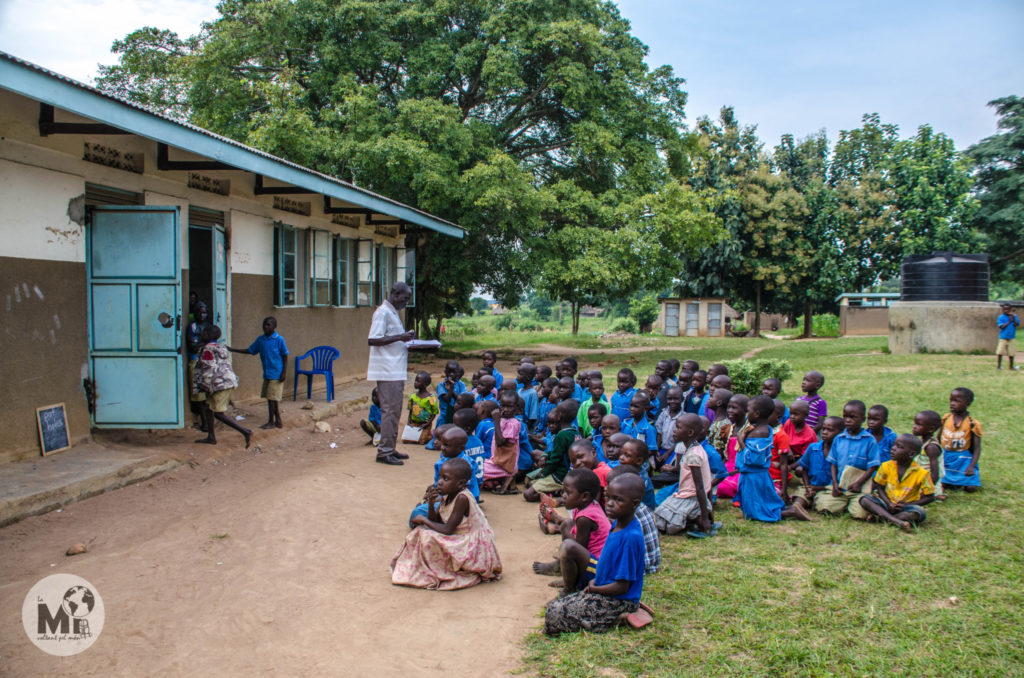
715, 394, 750, 499
482, 391, 521, 494
391, 457, 502, 590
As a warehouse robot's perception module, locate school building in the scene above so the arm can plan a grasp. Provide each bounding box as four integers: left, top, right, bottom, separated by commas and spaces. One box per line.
0, 53, 463, 463
657, 297, 739, 337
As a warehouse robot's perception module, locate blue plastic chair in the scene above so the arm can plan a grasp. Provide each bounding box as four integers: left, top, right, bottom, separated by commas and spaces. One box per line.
293, 345, 340, 402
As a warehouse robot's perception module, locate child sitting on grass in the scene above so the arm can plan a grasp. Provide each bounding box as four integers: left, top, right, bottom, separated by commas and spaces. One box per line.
913, 409, 945, 500
706, 388, 734, 451
360, 387, 382, 445
622, 392, 658, 454
533, 466, 611, 594
544, 473, 648, 635
714, 394, 749, 500
798, 370, 828, 432
610, 368, 638, 423
789, 416, 842, 514
867, 404, 897, 463
941, 387, 983, 492
782, 399, 817, 461
655, 386, 684, 468
576, 371, 610, 436
406, 371, 439, 444
734, 396, 810, 522
618, 439, 656, 510
524, 403, 576, 502
814, 400, 881, 518
761, 378, 787, 425
482, 390, 521, 495
392, 458, 502, 590
858, 434, 935, 531
770, 399, 792, 499
591, 414, 621, 464
643, 374, 664, 421
607, 465, 661, 574
682, 370, 709, 415
653, 413, 714, 536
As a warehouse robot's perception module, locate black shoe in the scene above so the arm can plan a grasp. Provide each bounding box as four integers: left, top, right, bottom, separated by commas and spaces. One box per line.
376, 454, 404, 465
391, 451, 410, 460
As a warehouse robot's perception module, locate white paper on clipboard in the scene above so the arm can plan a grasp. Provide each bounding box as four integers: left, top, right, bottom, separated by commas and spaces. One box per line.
405, 339, 442, 350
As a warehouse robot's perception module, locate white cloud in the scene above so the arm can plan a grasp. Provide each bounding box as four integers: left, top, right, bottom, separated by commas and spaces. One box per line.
0, 0, 219, 83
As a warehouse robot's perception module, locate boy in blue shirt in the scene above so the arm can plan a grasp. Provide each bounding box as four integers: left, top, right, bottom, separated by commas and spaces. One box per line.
454, 408, 486, 487
436, 360, 467, 428
789, 415, 842, 513
544, 473, 647, 634
621, 393, 657, 454
229, 316, 288, 429
515, 363, 540, 431
867, 404, 897, 463
575, 370, 610, 436
610, 368, 637, 422
997, 303, 1019, 370
481, 349, 504, 388
360, 388, 382, 445
813, 402, 881, 518
642, 374, 664, 422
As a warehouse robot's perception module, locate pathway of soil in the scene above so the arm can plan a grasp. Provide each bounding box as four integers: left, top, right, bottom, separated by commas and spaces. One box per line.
0, 401, 556, 676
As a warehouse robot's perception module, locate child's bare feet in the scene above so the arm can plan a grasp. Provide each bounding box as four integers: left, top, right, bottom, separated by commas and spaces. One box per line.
897, 519, 912, 532
243, 430, 252, 449
260, 422, 276, 430
275, 421, 283, 428
532, 560, 559, 576
195, 436, 216, 445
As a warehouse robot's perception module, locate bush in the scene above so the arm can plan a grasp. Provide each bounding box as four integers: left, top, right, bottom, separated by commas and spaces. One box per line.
492, 314, 514, 331
719, 358, 793, 396
628, 294, 660, 330
518, 320, 543, 332
610, 317, 640, 334
812, 313, 840, 337
731, 321, 750, 334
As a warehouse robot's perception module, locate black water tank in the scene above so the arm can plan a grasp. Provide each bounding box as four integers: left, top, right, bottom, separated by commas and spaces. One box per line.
900, 252, 989, 301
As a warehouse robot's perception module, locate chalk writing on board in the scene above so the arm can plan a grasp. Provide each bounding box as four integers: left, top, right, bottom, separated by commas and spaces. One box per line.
37, 403, 70, 455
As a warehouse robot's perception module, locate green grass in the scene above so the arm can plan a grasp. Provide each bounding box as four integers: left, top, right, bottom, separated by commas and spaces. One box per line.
511, 336, 1024, 677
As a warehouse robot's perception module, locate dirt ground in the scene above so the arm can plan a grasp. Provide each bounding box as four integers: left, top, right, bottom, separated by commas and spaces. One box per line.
0, 356, 567, 676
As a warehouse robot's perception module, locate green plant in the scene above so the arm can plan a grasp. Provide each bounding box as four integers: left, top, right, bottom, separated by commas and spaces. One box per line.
812, 313, 840, 337
492, 314, 514, 331
720, 358, 793, 395
610, 317, 640, 334
731, 322, 750, 334
628, 294, 660, 329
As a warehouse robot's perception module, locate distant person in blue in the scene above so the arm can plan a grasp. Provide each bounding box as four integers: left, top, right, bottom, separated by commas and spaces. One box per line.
996, 303, 1019, 370
544, 473, 648, 634
229, 316, 288, 429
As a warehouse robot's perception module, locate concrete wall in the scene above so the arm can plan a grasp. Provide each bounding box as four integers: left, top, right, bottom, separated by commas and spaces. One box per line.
888, 301, 1001, 354
658, 299, 736, 337
0, 88, 415, 460
742, 312, 789, 332
840, 307, 889, 336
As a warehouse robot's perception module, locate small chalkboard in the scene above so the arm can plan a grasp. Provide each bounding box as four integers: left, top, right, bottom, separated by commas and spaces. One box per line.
36, 403, 70, 456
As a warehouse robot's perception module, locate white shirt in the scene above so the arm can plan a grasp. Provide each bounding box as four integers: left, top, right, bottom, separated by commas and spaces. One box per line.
366, 300, 409, 381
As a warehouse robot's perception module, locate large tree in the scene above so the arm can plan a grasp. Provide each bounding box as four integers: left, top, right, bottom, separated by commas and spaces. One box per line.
98, 0, 719, 333
967, 95, 1024, 285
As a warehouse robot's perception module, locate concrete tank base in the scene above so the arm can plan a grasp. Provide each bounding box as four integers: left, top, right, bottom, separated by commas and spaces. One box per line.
888, 301, 1000, 354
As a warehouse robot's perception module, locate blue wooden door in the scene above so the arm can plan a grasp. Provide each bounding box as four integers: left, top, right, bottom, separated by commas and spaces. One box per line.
212, 226, 228, 327
88, 206, 183, 427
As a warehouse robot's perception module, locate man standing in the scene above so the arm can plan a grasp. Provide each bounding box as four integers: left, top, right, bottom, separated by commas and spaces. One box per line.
368, 282, 415, 465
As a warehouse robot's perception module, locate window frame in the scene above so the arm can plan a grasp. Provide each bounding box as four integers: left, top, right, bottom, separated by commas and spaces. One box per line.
310, 228, 333, 307
355, 238, 375, 307
333, 236, 355, 308
395, 246, 416, 308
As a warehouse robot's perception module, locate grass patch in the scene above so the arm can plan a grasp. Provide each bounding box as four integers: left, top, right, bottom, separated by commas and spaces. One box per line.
517, 336, 1024, 676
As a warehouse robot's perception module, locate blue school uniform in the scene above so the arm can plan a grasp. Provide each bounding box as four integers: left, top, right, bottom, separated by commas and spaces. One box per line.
638, 467, 656, 510
475, 418, 495, 459
682, 388, 708, 416
610, 387, 636, 422
594, 519, 646, 602
474, 392, 497, 404
516, 414, 534, 472
647, 396, 662, 423
826, 429, 881, 479
572, 383, 587, 403
779, 404, 790, 426
464, 434, 486, 484
517, 380, 540, 425
591, 433, 609, 463
797, 441, 831, 486
702, 440, 728, 482
536, 398, 558, 435
435, 379, 467, 427
368, 403, 381, 427
873, 426, 897, 463
621, 416, 657, 453
736, 436, 784, 522
247, 331, 289, 380
491, 368, 504, 389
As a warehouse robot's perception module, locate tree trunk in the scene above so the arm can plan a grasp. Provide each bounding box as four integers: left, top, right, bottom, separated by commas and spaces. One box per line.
433, 314, 443, 340
753, 282, 762, 337
801, 299, 813, 338
558, 301, 563, 324
570, 301, 579, 335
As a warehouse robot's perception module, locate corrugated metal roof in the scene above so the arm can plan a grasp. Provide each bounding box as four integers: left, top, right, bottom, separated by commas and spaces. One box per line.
0, 51, 463, 238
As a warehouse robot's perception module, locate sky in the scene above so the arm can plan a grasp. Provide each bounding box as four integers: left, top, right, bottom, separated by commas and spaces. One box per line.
0, 0, 1021, 150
